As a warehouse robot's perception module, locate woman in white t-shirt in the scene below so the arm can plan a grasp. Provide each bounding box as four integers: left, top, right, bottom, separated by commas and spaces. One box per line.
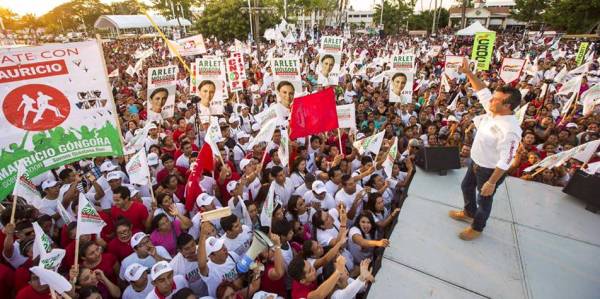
289, 157, 308, 189
286, 195, 316, 233
347, 212, 390, 266
364, 193, 400, 233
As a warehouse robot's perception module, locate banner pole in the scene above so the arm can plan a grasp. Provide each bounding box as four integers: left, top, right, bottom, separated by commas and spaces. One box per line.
142, 10, 191, 75
71, 237, 80, 284
10, 195, 17, 224
337, 128, 344, 156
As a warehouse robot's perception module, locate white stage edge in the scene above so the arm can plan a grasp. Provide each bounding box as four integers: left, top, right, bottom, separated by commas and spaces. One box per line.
369, 167, 600, 299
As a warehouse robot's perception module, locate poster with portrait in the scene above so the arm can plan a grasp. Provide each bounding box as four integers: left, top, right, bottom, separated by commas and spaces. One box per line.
0, 41, 123, 200
147, 65, 178, 122
195, 57, 225, 115
389, 54, 415, 104
318, 36, 343, 86
272, 57, 303, 104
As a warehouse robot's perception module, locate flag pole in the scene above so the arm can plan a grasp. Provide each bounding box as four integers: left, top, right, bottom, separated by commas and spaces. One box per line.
337, 128, 344, 156
10, 195, 17, 224
71, 236, 80, 284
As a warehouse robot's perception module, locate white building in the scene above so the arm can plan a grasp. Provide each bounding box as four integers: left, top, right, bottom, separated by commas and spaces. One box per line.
448, 0, 526, 30
296, 9, 375, 28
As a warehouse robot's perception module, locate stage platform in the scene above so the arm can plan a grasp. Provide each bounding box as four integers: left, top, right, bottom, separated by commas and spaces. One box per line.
369, 167, 600, 299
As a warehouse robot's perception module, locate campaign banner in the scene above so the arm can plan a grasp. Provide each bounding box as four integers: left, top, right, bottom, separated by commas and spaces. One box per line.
499, 58, 525, 84
0, 41, 123, 200
389, 54, 416, 104
471, 32, 496, 71
195, 57, 226, 115
147, 65, 178, 122
272, 57, 302, 101
226, 53, 245, 93
318, 36, 344, 86
170, 34, 207, 57
190, 59, 199, 95
444, 55, 463, 79
575, 42, 589, 66
336, 104, 356, 129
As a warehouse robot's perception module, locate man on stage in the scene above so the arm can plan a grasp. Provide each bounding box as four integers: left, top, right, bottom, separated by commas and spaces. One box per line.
449, 58, 522, 241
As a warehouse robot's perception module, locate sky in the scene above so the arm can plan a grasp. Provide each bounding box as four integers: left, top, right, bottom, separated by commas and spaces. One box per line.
2, 0, 512, 16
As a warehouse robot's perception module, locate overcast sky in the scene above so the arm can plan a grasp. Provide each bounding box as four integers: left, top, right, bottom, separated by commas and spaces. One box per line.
2, 0, 512, 16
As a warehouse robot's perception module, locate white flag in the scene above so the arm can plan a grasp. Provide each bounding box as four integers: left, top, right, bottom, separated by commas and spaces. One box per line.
353, 131, 385, 155
448, 91, 462, 111
39, 248, 66, 271
30, 266, 72, 294
76, 193, 106, 238
278, 129, 290, 168
524, 150, 572, 173
32, 222, 52, 259
57, 202, 74, 225
383, 137, 399, 178
571, 140, 600, 164
499, 58, 525, 84
568, 62, 590, 76
557, 75, 582, 96
126, 150, 150, 185
440, 74, 451, 93
125, 65, 136, 77
204, 117, 223, 159
260, 182, 276, 227
514, 103, 529, 125
554, 66, 568, 83
124, 122, 153, 155
581, 84, 600, 115
248, 117, 277, 149
561, 91, 577, 116
336, 104, 356, 129
12, 160, 42, 205
108, 68, 119, 78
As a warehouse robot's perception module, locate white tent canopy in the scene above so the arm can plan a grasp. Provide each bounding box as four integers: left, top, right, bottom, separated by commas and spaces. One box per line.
455, 21, 494, 36
94, 15, 191, 30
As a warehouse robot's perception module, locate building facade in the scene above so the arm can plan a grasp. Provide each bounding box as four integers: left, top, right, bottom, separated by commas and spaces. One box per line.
448, 0, 526, 30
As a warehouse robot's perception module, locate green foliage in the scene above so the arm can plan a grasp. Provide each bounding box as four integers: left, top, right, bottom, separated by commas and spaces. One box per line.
39, 0, 111, 33
195, 0, 279, 41
511, 0, 547, 23
108, 0, 147, 15
0, 7, 19, 30
373, 0, 415, 34
512, 0, 600, 33
151, 0, 198, 20
409, 8, 449, 31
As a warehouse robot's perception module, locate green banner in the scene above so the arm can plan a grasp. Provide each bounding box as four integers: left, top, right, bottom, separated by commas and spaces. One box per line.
471, 32, 496, 71
0, 41, 123, 201
575, 42, 589, 66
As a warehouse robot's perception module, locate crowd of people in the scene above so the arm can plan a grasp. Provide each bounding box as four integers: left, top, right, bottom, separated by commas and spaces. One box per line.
0, 24, 599, 299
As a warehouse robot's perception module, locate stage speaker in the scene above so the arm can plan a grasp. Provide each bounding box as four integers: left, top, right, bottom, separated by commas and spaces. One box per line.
415, 146, 461, 175
562, 170, 600, 212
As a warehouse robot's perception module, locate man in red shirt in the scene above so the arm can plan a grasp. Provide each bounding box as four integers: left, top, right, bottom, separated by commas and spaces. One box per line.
156, 154, 187, 186
288, 255, 346, 299
107, 217, 138, 261
15, 273, 50, 299
111, 186, 152, 232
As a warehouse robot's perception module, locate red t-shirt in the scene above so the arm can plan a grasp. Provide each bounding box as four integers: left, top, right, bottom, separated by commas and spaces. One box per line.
0, 263, 14, 299
292, 280, 317, 299
16, 285, 50, 299
111, 201, 148, 232
260, 262, 286, 297
89, 253, 119, 285
14, 259, 33, 292
156, 167, 188, 186
107, 229, 139, 261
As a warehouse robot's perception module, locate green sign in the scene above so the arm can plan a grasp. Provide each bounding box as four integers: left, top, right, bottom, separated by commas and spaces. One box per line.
471, 32, 496, 71
575, 42, 589, 66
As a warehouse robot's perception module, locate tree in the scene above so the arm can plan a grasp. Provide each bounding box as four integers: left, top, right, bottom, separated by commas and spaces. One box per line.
39, 0, 110, 34
373, 0, 415, 34
543, 0, 600, 33
511, 0, 547, 24
0, 7, 18, 30
409, 8, 449, 32
151, 0, 199, 21
108, 0, 147, 15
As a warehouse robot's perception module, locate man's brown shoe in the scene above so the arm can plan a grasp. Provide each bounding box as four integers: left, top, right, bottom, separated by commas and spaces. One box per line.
459, 227, 482, 241
448, 210, 473, 224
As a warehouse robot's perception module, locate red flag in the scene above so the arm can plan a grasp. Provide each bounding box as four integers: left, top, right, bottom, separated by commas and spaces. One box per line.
184, 143, 214, 212
289, 87, 339, 139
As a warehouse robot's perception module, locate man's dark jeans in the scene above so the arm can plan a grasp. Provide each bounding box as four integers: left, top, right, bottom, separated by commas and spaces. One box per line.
461, 161, 506, 232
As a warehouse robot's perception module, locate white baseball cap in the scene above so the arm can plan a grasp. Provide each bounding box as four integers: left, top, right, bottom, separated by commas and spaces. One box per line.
41, 180, 58, 190
312, 181, 327, 194
147, 153, 159, 166
566, 123, 578, 129
356, 133, 366, 140
251, 123, 261, 132
228, 115, 240, 123
226, 181, 239, 194
205, 236, 225, 256
107, 171, 122, 181
100, 161, 118, 172
239, 158, 252, 171
236, 131, 250, 140
130, 232, 149, 248
196, 193, 215, 207
150, 261, 173, 281
218, 118, 227, 126
447, 115, 458, 122
147, 123, 158, 130
124, 263, 148, 282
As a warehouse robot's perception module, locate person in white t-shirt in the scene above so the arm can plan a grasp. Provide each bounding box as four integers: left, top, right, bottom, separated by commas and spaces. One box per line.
123, 263, 153, 299
271, 166, 295, 207
334, 175, 367, 227
198, 222, 242, 298
303, 181, 336, 211
145, 261, 189, 299
219, 214, 253, 257
329, 258, 374, 299
347, 212, 389, 266
33, 180, 62, 218
170, 233, 209, 297
120, 232, 172, 281
2, 222, 34, 269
